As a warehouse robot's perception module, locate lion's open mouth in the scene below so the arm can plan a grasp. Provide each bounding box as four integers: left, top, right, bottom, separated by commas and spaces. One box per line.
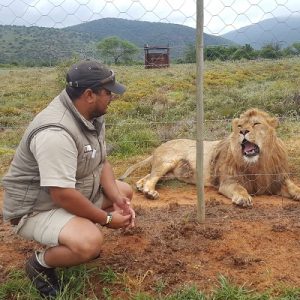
241, 139, 260, 157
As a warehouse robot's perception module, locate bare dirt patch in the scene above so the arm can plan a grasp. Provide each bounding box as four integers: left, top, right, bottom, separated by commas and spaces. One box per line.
1, 185, 300, 296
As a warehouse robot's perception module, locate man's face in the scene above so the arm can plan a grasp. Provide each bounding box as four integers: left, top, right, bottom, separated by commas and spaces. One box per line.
92, 88, 113, 118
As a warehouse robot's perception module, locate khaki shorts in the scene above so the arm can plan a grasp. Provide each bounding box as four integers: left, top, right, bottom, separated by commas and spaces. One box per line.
14, 195, 104, 247
14, 208, 75, 247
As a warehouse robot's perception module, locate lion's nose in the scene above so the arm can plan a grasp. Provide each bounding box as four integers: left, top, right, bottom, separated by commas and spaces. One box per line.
240, 129, 249, 135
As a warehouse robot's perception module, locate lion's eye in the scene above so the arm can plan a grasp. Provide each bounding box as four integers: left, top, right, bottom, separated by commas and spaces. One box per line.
253, 122, 261, 126
237, 124, 242, 128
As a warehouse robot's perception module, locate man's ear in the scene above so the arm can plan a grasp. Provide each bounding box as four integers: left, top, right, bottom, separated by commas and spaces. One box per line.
83, 88, 96, 104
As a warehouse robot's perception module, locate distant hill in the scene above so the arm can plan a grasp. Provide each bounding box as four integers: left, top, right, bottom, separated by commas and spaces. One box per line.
0, 25, 94, 66
222, 16, 300, 49
65, 18, 233, 49
0, 18, 233, 66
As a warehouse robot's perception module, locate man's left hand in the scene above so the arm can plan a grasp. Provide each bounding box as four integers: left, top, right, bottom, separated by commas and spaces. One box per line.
114, 196, 135, 228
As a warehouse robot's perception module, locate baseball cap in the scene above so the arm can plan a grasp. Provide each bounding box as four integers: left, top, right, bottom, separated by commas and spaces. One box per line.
66, 60, 126, 94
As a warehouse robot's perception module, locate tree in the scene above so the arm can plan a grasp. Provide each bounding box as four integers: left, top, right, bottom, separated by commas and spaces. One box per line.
204, 45, 238, 61
97, 36, 139, 64
290, 42, 300, 55
231, 44, 257, 60
183, 43, 196, 63
260, 43, 282, 59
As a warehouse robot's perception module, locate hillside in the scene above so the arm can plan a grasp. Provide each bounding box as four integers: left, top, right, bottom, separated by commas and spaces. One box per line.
222, 15, 300, 49
0, 25, 95, 66
65, 18, 232, 48
0, 18, 233, 66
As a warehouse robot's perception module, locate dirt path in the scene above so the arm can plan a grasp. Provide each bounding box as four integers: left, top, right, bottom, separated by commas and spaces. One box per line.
1, 186, 300, 294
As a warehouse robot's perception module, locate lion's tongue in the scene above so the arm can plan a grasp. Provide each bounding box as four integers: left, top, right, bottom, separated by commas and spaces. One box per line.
243, 142, 256, 155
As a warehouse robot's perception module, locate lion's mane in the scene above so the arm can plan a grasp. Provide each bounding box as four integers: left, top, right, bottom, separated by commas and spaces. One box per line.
209, 108, 289, 195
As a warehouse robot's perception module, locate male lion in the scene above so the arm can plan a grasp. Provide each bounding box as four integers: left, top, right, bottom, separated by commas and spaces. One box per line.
120, 108, 300, 207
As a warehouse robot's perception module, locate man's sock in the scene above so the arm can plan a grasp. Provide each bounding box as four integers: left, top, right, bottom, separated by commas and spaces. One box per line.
35, 251, 53, 268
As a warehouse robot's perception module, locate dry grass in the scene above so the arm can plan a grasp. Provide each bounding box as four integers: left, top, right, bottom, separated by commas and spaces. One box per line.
1, 59, 300, 181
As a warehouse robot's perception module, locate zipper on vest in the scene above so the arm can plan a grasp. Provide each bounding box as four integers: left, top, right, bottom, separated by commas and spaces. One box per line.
90, 171, 96, 200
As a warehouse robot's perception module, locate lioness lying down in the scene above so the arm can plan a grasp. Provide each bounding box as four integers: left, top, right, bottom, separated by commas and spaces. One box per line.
120, 108, 300, 207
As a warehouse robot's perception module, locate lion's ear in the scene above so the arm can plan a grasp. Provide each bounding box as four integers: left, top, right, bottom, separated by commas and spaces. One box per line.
232, 118, 239, 128
268, 117, 279, 128
230, 118, 240, 132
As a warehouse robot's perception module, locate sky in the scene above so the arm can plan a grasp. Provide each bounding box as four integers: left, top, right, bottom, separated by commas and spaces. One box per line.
0, 0, 299, 35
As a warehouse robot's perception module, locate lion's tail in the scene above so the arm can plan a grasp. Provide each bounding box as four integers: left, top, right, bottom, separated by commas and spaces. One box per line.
119, 156, 153, 181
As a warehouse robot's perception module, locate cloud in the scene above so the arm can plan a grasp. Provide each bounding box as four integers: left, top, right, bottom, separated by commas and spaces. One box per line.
0, 0, 299, 34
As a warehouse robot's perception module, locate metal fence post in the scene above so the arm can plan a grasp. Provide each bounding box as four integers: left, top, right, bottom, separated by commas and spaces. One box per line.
196, 0, 205, 222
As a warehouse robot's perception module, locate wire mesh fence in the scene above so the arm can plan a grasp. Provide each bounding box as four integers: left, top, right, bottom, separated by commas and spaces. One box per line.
1, 0, 300, 208
1, 0, 300, 65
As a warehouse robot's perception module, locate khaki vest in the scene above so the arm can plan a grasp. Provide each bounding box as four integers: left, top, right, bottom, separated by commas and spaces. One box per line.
2, 89, 106, 221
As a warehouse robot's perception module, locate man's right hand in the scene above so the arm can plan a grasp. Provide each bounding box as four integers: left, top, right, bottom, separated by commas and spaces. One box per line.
107, 210, 132, 229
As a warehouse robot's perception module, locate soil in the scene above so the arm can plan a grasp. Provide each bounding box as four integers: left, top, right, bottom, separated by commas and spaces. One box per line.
1, 184, 300, 297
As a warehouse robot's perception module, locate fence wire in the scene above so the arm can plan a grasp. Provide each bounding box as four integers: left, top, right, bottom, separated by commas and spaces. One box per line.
1, 1, 300, 217
0, 1, 300, 65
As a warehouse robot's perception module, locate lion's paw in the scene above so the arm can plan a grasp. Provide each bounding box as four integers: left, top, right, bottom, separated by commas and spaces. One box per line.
136, 179, 149, 193
136, 182, 144, 192
289, 188, 300, 201
283, 180, 300, 201
143, 189, 160, 200
290, 192, 300, 201
232, 195, 253, 208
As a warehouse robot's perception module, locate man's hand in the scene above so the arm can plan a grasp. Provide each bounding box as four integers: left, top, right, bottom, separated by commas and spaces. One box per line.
113, 196, 136, 228
99, 161, 136, 228
106, 209, 132, 229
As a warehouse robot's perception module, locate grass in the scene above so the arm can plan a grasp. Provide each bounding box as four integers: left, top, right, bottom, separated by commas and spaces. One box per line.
0, 267, 299, 300
1, 58, 300, 298
1, 58, 300, 179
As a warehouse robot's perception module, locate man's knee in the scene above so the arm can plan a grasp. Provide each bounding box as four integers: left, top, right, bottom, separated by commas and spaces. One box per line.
71, 231, 104, 261
124, 183, 133, 200
118, 180, 133, 200
60, 218, 104, 262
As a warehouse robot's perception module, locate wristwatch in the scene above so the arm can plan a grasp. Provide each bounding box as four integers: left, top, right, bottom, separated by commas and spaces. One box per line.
104, 212, 113, 226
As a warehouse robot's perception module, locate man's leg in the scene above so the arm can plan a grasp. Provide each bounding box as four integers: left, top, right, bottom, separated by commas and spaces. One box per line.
101, 179, 133, 211
18, 210, 104, 298
44, 216, 103, 267
20, 180, 132, 298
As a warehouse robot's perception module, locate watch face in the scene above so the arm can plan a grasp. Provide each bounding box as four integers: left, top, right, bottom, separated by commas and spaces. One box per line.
104, 212, 113, 226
